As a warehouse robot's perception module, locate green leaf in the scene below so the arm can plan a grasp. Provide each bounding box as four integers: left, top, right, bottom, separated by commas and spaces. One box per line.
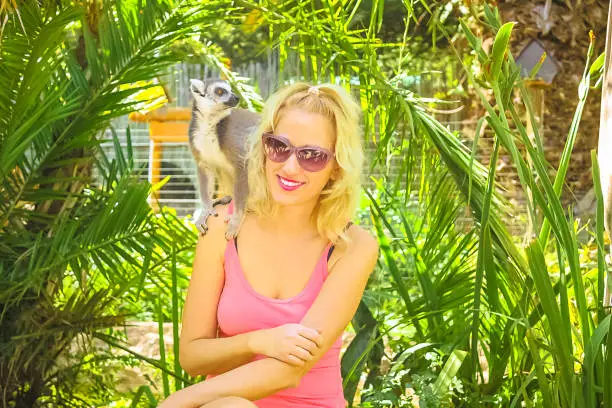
589, 52, 604, 76
605, 319, 612, 406
583, 315, 611, 389
490, 22, 516, 82
130, 385, 158, 407
459, 19, 487, 63
158, 298, 171, 398
528, 51, 547, 80
526, 240, 574, 405
171, 244, 183, 391
432, 349, 467, 398
341, 316, 378, 404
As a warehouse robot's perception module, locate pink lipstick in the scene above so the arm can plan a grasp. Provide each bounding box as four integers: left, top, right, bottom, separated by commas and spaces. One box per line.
277, 175, 305, 191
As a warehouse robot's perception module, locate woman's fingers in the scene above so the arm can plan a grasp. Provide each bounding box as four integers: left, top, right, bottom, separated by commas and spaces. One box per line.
286, 354, 305, 366
291, 345, 314, 362
297, 326, 324, 348
295, 336, 318, 356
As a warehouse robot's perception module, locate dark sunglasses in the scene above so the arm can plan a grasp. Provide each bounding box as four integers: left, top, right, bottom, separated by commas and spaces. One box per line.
262, 132, 334, 172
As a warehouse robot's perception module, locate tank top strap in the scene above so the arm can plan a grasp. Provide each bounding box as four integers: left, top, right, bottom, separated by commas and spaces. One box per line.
326, 220, 354, 261
316, 240, 335, 281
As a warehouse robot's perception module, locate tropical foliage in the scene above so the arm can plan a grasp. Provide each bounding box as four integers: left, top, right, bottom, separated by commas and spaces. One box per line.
0, 0, 250, 405
0, 0, 610, 407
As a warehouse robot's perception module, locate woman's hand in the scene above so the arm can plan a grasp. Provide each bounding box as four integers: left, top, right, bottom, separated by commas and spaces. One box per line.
249, 324, 325, 367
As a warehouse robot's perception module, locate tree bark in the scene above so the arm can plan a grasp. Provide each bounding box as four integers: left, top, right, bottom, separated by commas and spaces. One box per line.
598, 1, 612, 308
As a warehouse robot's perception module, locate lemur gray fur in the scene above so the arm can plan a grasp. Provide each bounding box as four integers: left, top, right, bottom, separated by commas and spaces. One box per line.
188, 78, 260, 239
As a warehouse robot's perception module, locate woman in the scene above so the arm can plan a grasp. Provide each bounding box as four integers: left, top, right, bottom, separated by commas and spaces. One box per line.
159, 82, 379, 407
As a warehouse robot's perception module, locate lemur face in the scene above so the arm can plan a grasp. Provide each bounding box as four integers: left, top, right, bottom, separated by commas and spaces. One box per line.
190, 79, 239, 113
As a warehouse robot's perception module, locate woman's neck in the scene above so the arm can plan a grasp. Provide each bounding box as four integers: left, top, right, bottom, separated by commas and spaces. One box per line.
260, 202, 320, 239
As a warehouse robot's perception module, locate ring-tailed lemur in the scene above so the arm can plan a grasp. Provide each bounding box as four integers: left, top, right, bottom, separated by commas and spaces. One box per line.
188, 78, 260, 239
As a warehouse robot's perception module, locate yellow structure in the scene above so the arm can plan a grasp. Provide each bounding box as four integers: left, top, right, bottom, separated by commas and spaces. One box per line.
129, 107, 191, 212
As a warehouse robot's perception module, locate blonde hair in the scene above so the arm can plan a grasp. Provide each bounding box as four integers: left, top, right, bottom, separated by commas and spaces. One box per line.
246, 82, 364, 244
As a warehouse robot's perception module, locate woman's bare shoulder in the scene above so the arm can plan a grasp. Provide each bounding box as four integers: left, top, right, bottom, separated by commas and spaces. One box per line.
194, 202, 232, 255
347, 224, 378, 254
328, 223, 378, 269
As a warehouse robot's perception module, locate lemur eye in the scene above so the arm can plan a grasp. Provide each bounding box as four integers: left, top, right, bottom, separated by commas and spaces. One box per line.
215, 88, 226, 96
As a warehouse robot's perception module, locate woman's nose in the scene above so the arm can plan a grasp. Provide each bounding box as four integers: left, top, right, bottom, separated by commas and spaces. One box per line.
282, 152, 301, 174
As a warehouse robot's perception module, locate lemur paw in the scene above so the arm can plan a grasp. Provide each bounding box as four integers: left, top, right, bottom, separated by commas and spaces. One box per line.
213, 195, 233, 206
225, 213, 243, 240
195, 206, 218, 235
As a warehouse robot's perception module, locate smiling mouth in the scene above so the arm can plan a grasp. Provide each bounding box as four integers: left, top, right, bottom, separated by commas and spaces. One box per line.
277, 175, 305, 191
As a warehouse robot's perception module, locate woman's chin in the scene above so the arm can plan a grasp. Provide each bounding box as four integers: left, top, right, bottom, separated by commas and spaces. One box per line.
269, 186, 317, 208
270, 190, 304, 206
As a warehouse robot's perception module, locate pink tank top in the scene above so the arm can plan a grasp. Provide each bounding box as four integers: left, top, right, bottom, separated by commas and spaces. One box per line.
212, 201, 346, 407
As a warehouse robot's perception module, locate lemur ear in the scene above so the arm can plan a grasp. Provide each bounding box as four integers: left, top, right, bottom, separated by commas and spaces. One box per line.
190, 79, 205, 95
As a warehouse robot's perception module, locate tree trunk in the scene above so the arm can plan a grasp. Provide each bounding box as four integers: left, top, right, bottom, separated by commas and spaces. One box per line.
598, 1, 612, 308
